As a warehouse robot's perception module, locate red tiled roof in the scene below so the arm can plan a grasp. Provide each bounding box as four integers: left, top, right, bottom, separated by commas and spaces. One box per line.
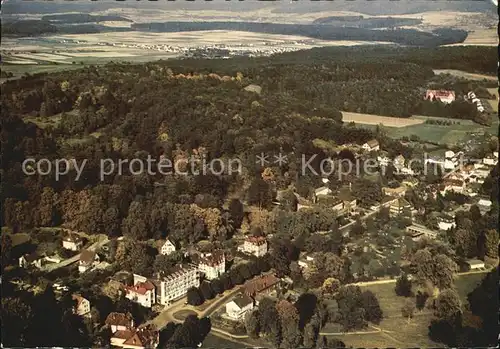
112, 329, 134, 340
246, 236, 267, 246
105, 312, 134, 327
125, 281, 155, 295
244, 274, 280, 297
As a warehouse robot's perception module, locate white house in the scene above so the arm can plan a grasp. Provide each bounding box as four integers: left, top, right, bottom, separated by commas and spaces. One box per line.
393, 154, 405, 169
444, 159, 456, 170
78, 249, 100, 273
105, 312, 134, 333
465, 259, 485, 270
195, 251, 225, 280
72, 294, 91, 317
406, 224, 438, 241
425, 90, 455, 104
362, 139, 380, 152
160, 240, 176, 256
124, 279, 156, 308
314, 186, 332, 201
156, 264, 200, 306
62, 234, 84, 251
438, 219, 456, 231
239, 236, 268, 257
483, 157, 498, 166
19, 252, 43, 269
225, 293, 254, 321
478, 198, 492, 212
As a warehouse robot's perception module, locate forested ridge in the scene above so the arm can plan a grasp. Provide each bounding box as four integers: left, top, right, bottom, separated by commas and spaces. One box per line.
0, 46, 497, 238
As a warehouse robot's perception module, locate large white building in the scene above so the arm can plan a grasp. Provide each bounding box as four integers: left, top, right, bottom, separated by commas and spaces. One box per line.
238, 236, 268, 257
406, 224, 438, 241
195, 251, 225, 280
156, 264, 200, 306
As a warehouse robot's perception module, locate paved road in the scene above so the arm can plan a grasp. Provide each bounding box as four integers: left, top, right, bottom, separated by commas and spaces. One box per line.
41, 235, 109, 272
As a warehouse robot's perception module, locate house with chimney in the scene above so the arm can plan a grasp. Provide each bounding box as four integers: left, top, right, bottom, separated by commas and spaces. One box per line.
111, 324, 159, 349
62, 233, 84, 251
225, 293, 254, 321
194, 251, 225, 280
238, 236, 268, 257
243, 274, 280, 304
124, 275, 156, 308
72, 294, 91, 317
105, 312, 134, 333
78, 249, 100, 273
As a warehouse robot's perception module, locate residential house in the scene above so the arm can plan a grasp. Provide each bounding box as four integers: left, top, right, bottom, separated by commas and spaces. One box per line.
194, 251, 225, 280
156, 264, 200, 306
389, 198, 413, 217
78, 249, 100, 273
424, 90, 455, 104
238, 236, 268, 257
72, 294, 91, 317
483, 156, 498, 166
406, 224, 438, 241
445, 150, 455, 159
478, 198, 492, 213
19, 252, 43, 269
383, 185, 407, 198
62, 233, 84, 251
124, 277, 156, 308
225, 293, 254, 321
465, 259, 485, 271
440, 179, 465, 195
438, 218, 456, 231
243, 274, 280, 302
313, 186, 332, 203
111, 324, 159, 349
362, 139, 380, 152
160, 240, 176, 256
105, 312, 134, 333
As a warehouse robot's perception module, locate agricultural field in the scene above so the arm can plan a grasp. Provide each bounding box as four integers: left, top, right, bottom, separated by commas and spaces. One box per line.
342, 112, 425, 128
432, 69, 497, 82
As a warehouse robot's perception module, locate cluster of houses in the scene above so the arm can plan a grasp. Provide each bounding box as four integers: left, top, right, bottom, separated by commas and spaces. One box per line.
106, 312, 159, 349
466, 91, 485, 113
224, 273, 280, 321
116, 236, 269, 309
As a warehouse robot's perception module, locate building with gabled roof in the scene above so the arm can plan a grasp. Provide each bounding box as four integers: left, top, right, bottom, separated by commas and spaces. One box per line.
72, 294, 91, 317
111, 324, 159, 349
62, 233, 84, 251
389, 197, 412, 217
362, 139, 380, 152
159, 239, 176, 256
193, 250, 225, 280
238, 236, 268, 257
79, 249, 100, 273
243, 274, 280, 301
105, 312, 134, 333
124, 280, 156, 308
19, 252, 44, 269
225, 293, 254, 321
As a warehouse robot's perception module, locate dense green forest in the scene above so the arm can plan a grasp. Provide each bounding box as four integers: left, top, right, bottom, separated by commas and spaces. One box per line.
1, 20, 131, 36
0, 45, 497, 238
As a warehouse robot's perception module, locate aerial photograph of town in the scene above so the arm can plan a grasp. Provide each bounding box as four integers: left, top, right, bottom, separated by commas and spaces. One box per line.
0, 0, 498, 348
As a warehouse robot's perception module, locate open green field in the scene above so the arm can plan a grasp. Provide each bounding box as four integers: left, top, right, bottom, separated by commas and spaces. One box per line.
356, 115, 499, 145
329, 272, 489, 348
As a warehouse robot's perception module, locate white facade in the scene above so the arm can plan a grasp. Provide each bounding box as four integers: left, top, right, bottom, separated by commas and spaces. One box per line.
483, 157, 498, 166
362, 141, 380, 152
73, 295, 91, 317
158, 265, 200, 306
78, 251, 100, 273
63, 239, 83, 251
125, 276, 156, 308
466, 259, 485, 270
444, 159, 456, 170
438, 221, 456, 231
445, 150, 455, 159
225, 296, 254, 321
160, 240, 176, 256
314, 186, 332, 197
240, 237, 268, 257
197, 253, 225, 280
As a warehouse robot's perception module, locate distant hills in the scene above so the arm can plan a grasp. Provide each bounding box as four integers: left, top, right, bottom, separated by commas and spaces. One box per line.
2, 0, 496, 16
